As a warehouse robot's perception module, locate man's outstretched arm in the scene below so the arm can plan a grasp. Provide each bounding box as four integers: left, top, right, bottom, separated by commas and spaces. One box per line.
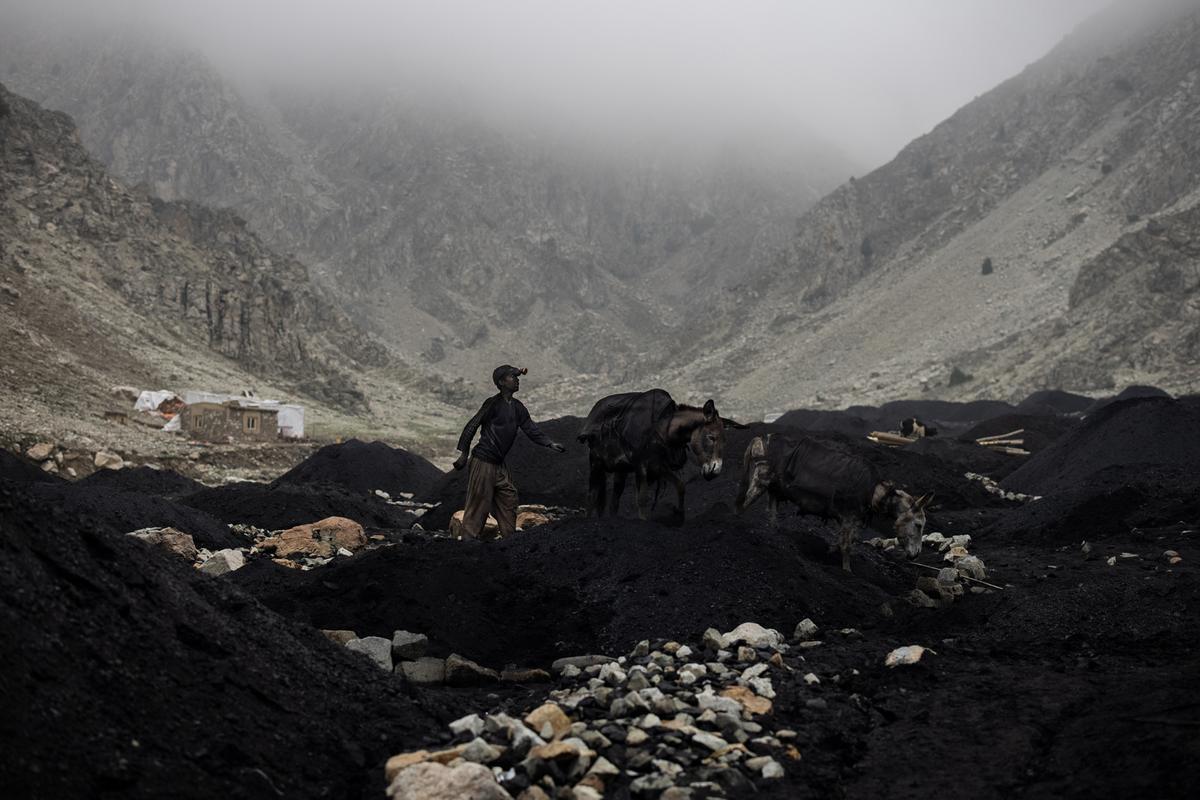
519, 405, 566, 452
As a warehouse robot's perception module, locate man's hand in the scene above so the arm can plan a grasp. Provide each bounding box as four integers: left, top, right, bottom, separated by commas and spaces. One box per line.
453, 453, 468, 471
551, 442, 567, 454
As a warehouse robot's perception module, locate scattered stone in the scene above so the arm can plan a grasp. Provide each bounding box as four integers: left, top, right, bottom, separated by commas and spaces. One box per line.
525, 703, 571, 741
720, 685, 772, 715
26, 442, 54, 461
625, 727, 649, 746
446, 653, 499, 686
793, 618, 818, 641
803, 672, 820, 685
1107, 556, 1118, 566
399, 657, 446, 685
703, 627, 725, 651
885, 645, 931, 667
126, 527, 198, 560
346, 636, 393, 672
502, 668, 552, 683
449, 509, 499, 540
762, 760, 785, 779
736, 646, 757, 663
461, 737, 503, 764
392, 630, 429, 661
386, 761, 510, 800
259, 516, 366, 559
450, 714, 487, 737
722, 622, 784, 650
93, 451, 124, 470
197, 548, 245, 576
320, 629, 358, 645
551, 655, 614, 673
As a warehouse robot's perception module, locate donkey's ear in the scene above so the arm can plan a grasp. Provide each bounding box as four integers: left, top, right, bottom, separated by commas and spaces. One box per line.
722, 417, 748, 429
702, 399, 717, 419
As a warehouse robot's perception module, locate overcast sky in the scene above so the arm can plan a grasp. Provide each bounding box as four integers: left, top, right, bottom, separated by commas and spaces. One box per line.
4, 0, 1115, 166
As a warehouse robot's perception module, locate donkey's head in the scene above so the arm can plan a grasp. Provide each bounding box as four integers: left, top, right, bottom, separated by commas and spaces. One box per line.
873, 484, 931, 559
735, 435, 771, 512
687, 399, 727, 480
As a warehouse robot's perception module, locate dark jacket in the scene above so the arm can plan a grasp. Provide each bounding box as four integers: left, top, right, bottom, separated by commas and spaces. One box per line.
457, 394, 555, 465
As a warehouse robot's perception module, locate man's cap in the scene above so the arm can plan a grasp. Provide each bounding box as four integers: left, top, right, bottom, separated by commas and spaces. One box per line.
492, 364, 526, 386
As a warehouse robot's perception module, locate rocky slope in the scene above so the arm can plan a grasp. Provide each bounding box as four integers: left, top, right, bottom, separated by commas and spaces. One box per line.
0, 81, 458, 446
0, 31, 852, 387
667, 1, 1200, 415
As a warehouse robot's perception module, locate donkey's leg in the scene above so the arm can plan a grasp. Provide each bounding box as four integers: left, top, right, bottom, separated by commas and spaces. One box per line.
839, 518, 857, 572
588, 458, 607, 518
768, 494, 779, 528
634, 468, 650, 520
664, 471, 686, 520
609, 471, 627, 517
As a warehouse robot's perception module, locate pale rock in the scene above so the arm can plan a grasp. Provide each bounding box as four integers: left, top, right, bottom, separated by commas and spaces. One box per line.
461, 737, 503, 764
793, 618, 819, 641
723, 622, 784, 649
703, 627, 726, 650
347, 636, 393, 672
94, 451, 124, 470
450, 714, 486, 737
127, 527, 198, 560
524, 704, 571, 741
446, 653, 499, 686
762, 760, 785, 779
803, 672, 820, 685
198, 548, 244, 576
321, 629, 358, 645
551, 655, 614, 673
399, 657, 446, 685
260, 516, 366, 559
392, 630, 429, 661
386, 761, 510, 800
885, 645, 930, 667
691, 731, 729, 751
625, 727, 649, 746
26, 442, 54, 461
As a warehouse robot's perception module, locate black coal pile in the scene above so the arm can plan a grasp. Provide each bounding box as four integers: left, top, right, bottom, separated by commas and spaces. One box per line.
1002, 397, 1200, 495
772, 408, 874, 435
0, 479, 438, 800
419, 416, 589, 529
984, 463, 1200, 544
1085, 384, 1173, 413
275, 439, 444, 497
79, 465, 204, 499
849, 398, 1017, 435
1, 478, 238, 550
959, 412, 1079, 453
182, 481, 415, 531
0, 448, 62, 483
1016, 388, 1094, 415
233, 514, 911, 668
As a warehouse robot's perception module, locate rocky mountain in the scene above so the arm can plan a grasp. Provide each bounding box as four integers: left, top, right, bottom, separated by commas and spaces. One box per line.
0, 30, 853, 388
0, 81, 456, 444
665, 1, 1200, 414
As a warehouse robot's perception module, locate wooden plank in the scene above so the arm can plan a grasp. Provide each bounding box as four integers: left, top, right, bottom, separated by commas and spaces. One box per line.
975, 428, 1025, 444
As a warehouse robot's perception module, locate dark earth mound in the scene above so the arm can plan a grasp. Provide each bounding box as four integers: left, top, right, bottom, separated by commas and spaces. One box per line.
772, 408, 874, 435
2, 478, 238, 550
958, 412, 1080, 453
1085, 384, 1173, 413
1016, 388, 1094, 415
79, 465, 204, 498
182, 481, 415, 531
850, 398, 1017, 433
1002, 397, 1200, 495
0, 479, 438, 800
233, 514, 914, 668
0, 448, 63, 483
983, 463, 1200, 544
274, 438, 444, 497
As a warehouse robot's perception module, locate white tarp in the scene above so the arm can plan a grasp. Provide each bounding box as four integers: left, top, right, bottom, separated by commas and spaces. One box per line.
276, 405, 305, 439
163, 415, 181, 432
134, 390, 180, 413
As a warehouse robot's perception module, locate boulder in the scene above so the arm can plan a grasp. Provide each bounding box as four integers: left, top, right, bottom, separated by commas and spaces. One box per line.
551, 654, 614, 673
501, 667, 551, 683
93, 451, 124, 470
722, 622, 783, 650
126, 527, 198, 560
445, 653, 499, 686
198, 549, 245, 576
516, 510, 551, 530
524, 703, 571, 740
399, 657, 446, 685
793, 618, 819, 641
449, 509, 499, 540
391, 630, 429, 661
260, 516, 366, 558
346, 636, 393, 672
386, 761, 509, 800
26, 442, 54, 461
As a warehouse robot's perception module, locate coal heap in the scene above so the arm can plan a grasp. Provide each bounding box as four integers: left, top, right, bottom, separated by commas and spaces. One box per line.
181, 481, 415, 531
233, 514, 911, 668
79, 465, 204, 499
0, 448, 63, 483
0, 480, 436, 800
2, 478, 238, 550
1002, 397, 1200, 495
772, 408, 874, 435
275, 439, 444, 497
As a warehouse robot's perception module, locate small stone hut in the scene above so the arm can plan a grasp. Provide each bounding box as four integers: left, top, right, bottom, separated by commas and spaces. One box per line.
180, 400, 280, 442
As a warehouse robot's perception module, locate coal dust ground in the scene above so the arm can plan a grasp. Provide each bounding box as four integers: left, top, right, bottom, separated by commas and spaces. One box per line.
2, 392, 1198, 799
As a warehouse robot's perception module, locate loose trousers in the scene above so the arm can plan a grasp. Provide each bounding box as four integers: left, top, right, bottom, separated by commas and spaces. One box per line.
462, 458, 518, 540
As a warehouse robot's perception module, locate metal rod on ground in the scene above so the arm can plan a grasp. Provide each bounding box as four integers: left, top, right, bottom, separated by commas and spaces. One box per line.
976, 428, 1025, 444
908, 560, 1005, 590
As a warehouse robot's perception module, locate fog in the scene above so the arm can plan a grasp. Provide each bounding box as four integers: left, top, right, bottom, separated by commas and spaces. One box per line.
3, 0, 1114, 166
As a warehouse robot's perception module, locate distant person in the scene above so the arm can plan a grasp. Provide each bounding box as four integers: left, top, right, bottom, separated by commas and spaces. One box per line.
453, 365, 566, 539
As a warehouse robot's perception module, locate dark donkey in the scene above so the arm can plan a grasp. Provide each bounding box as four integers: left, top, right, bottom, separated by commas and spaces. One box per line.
578, 389, 741, 520
736, 434, 931, 571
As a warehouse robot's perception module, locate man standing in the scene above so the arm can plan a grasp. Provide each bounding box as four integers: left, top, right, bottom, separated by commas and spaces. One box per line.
453, 365, 566, 539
